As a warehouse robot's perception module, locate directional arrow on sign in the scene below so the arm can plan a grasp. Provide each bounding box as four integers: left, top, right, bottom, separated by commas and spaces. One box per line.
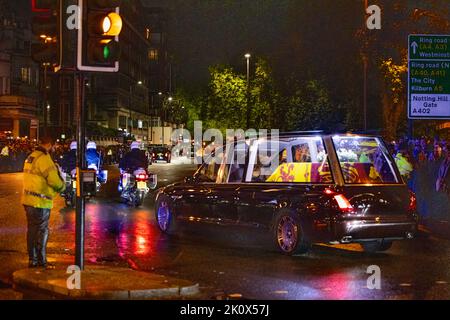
411, 41, 418, 54
408, 35, 450, 119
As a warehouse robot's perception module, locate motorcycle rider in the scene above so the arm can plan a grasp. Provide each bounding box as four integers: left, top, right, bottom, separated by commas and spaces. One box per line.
119, 141, 149, 192
60, 141, 77, 175
119, 141, 149, 172
86, 141, 101, 171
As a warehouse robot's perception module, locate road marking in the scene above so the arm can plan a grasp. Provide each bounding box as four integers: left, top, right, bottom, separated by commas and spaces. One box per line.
399, 283, 412, 287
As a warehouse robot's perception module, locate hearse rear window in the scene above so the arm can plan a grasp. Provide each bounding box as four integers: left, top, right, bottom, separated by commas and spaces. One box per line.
332, 136, 400, 184
248, 137, 333, 184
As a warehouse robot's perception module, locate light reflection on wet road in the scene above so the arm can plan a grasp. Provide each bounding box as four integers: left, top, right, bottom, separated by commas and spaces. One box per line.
1, 163, 450, 300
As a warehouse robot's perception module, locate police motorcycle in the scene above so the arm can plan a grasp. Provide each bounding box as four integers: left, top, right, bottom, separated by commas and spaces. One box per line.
62, 167, 108, 208
58, 142, 77, 208
62, 168, 78, 208
85, 142, 108, 198
119, 167, 157, 207
60, 142, 108, 208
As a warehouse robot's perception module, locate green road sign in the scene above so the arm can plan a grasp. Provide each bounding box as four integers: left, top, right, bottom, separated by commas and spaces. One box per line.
408, 34, 450, 119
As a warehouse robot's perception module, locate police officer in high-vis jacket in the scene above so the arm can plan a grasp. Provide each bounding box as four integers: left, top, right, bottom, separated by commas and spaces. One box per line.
22, 136, 65, 268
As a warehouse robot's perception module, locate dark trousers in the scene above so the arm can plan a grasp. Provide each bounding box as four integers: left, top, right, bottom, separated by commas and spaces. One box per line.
24, 206, 50, 265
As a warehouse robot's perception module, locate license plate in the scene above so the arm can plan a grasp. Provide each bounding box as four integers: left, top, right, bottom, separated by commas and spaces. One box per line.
137, 181, 147, 189
72, 181, 77, 189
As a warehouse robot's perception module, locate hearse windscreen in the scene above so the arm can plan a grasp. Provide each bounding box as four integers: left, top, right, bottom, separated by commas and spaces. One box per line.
331, 136, 401, 184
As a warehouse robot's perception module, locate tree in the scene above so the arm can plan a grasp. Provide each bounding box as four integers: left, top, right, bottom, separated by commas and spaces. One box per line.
376, 0, 450, 139
173, 88, 206, 133
207, 65, 248, 131
162, 98, 189, 127
249, 58, 279, 130
284, 80, 343, 132
380, 58, 408, 140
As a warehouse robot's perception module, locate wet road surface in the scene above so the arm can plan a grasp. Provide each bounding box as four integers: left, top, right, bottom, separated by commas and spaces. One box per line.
1, 162, 450, 300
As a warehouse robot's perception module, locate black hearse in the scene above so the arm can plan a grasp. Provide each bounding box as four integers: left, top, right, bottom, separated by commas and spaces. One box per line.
155, 133, 418, 255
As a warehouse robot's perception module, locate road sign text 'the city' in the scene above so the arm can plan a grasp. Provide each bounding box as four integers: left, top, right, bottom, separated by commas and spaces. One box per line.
408, 34, 450, 120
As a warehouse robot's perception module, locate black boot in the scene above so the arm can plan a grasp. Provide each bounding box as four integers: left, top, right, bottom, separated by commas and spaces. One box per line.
25, 207, 38, 268
28, 260, 38, 268
36, 225, 49, 267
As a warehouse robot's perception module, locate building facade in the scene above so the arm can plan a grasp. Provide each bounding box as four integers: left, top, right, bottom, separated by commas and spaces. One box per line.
1, 0, 173, 144
81, 0, 172, 144
0, 0, 40, 140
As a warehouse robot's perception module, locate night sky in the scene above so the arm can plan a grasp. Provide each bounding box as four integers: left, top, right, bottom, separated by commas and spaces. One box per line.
144, 0, 365, 95
142, 0, 450, 131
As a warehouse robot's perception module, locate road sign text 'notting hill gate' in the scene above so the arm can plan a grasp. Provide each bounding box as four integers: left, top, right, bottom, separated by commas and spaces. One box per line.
408, 34, 450, 120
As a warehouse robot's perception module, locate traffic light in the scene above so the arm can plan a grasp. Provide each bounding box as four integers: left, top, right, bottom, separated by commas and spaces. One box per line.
77, 0, 123, 72
31, 0, 62, 70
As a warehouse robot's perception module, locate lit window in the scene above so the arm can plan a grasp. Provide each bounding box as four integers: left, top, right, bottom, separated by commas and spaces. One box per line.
21, 67, 31, 83
148, 49, 158, 61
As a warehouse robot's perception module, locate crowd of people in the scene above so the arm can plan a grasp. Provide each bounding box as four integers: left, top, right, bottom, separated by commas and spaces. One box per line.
0, 138, 37, 173
1, 136, 449, 185
52, 142, 130, 167
0, 138, 135, 174
389, 136, 449, 191
391, 136, 449, 168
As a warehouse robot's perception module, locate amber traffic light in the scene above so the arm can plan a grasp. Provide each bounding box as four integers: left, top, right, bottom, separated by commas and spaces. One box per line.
78, 0, 123, 72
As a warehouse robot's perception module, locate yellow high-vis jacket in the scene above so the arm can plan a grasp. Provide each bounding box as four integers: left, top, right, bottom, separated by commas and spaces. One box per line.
1, 146, 9, 157
22, 147, 65, 209
395, 153, 413, 178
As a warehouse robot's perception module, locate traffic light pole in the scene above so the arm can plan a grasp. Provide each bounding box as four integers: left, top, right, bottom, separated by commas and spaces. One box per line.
73, 0, 123, 270
75, 72, 86, 270
43, 63, 48, 135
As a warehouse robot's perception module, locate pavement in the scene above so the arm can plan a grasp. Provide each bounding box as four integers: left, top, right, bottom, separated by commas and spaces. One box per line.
0, 163, 201, 300
13, 265, 199, 300
0, 250, 200, 300
419, 219, 450, 240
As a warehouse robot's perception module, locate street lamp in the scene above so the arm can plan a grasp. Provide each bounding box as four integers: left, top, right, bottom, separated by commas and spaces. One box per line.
245, 53, 251, 87
42, 62, 51, 134
162, 96, 174, 147
245, 53, 251, 129
129, 80, 143, 138
46, 104, 51, 126
361, 0, 369, 132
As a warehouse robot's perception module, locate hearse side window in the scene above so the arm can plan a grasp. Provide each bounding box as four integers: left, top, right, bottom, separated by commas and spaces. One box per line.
228, 141, 248, 183
248, 137, 333, 184
251, 148, 288, 182
332, 136, 400, 184
197, 149, 224, 183
216, 141, 249, 184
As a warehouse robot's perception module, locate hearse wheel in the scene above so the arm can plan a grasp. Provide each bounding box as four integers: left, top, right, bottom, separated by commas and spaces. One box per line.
361, 240, 393, 253
155, 196, 177, 234
273, 210, 310, 255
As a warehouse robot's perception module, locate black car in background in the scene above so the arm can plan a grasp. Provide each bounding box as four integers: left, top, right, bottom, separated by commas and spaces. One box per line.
150, 146, 172, 163
155, 133, 418, 255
